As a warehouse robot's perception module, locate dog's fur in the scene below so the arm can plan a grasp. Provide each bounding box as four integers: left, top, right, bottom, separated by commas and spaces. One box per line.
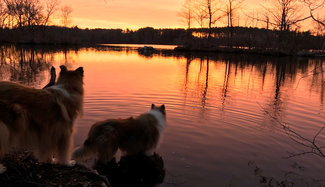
0, 65, 84, 173
72, 104, 166, 165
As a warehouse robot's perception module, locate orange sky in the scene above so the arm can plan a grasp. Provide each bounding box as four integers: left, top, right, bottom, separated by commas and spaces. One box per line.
59, 0, 261, 29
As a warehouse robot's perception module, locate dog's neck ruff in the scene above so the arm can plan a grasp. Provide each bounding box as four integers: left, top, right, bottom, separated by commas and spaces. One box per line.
148, 110, 165, 134
49, 85, 71, 99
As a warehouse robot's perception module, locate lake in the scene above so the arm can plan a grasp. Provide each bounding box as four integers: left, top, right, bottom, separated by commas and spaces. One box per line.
1, 45, 325, 186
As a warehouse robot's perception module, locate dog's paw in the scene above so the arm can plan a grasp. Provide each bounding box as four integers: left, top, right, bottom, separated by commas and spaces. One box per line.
0, 164, 7, 174
68, 160, 76, 167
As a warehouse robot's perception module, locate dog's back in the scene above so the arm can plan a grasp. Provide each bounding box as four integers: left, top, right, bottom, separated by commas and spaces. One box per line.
0, 82, 68, 128
118, 114, 160, 155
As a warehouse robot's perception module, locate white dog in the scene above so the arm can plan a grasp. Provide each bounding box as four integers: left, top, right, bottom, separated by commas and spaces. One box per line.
72, 104, 166, 165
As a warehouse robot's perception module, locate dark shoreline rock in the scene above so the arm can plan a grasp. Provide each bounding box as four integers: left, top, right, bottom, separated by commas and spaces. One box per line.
0, 151, 165, 187
95, 153, 165, 187
0, 151, 109, 187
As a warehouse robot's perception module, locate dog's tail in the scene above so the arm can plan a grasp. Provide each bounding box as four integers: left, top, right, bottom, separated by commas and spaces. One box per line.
0, 121, 10, 158
72, 141, 94, 161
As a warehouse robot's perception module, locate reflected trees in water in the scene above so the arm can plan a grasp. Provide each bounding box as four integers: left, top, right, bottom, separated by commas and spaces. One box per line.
0, 45, 83, 86
309, 60, 325, 104
182, 54, 210, 112
201, 56, 209, 109
1, 45, 325, 113
180, 53, 324, 117
0, 45, 53, 86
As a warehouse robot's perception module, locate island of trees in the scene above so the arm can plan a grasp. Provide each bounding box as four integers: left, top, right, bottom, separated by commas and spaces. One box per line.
0, 0, 324, 56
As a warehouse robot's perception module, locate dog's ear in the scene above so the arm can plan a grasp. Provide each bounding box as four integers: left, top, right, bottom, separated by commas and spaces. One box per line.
160, 104, 165, 110
60, 65, 67, 72
151, 104, 155, 109
75, 67, 84, 77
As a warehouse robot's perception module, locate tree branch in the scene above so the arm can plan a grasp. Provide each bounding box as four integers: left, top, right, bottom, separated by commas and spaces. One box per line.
258, 103, 325, 159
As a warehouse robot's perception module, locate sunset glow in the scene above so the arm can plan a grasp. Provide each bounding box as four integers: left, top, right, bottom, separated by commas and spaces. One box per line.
59, 0, 184, 29
57, 0, 269, 29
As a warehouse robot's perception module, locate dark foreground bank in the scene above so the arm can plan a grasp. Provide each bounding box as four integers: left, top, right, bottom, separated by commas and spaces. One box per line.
0, 151, 165, 187
0, 151, 108, 186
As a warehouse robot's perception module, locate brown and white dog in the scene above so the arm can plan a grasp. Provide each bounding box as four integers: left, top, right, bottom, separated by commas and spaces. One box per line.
72, 104, 166, 165
0, 65, 84, 173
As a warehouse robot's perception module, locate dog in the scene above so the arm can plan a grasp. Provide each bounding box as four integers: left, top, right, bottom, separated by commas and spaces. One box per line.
72, 104, 166, 165
0, 65, 84, 174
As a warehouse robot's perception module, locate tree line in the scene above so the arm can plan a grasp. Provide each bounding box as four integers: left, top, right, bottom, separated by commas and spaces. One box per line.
0, 0, 324, 55
0, 26, 323, 55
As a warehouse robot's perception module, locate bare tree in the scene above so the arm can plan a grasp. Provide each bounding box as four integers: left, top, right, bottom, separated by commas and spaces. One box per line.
279, 120, 325, 158
3, 0, 45, 28
303, 1, 324, 35
243, 10, 260, 28
179, 0, 194, 29
224, 0, 244, 28
259, 104, 325, 159
194, 0, 207, 29
0, 0, 63, 29
244, 8, 277, 29
43, 0, 60, 26
263, 0, 310, 31
223, 0, 244, 46
5, 0, 25, 28
24, 0, 44, 27
264, 14, 270, 29
204, 0, 224, 38
0, 0, 8, 28
302, 0, 324, 25
60, 4, 72, 27
303, 0, 325, 50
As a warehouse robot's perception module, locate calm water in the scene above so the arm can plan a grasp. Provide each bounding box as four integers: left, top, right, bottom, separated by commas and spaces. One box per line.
1, 45, 325, 186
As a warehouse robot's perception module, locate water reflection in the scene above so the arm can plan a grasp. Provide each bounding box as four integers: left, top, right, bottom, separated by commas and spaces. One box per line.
1, 44, 324, 126
310, 60, 325, 104
178, 53, 324, 117
0, 45, 53, 87
1, 45, 325, 186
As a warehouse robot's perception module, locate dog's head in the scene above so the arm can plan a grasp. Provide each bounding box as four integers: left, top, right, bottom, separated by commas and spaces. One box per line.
151, 104, 166, 117
56, 65, 84, 94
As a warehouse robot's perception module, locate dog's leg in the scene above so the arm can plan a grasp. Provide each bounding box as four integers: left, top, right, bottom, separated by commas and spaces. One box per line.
57, 132, 73, 165
97, 142, 118, 164
58, 145, 70, 165
0, 121, 9, 174
72, 145, 94, 162
98, 149, 115, 164
57, 146, 69, 165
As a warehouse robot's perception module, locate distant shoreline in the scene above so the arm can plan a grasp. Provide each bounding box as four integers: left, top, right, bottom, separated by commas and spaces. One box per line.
1, 42, 324, 59
0, 25, 324, 57
100, 44, 325, 58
